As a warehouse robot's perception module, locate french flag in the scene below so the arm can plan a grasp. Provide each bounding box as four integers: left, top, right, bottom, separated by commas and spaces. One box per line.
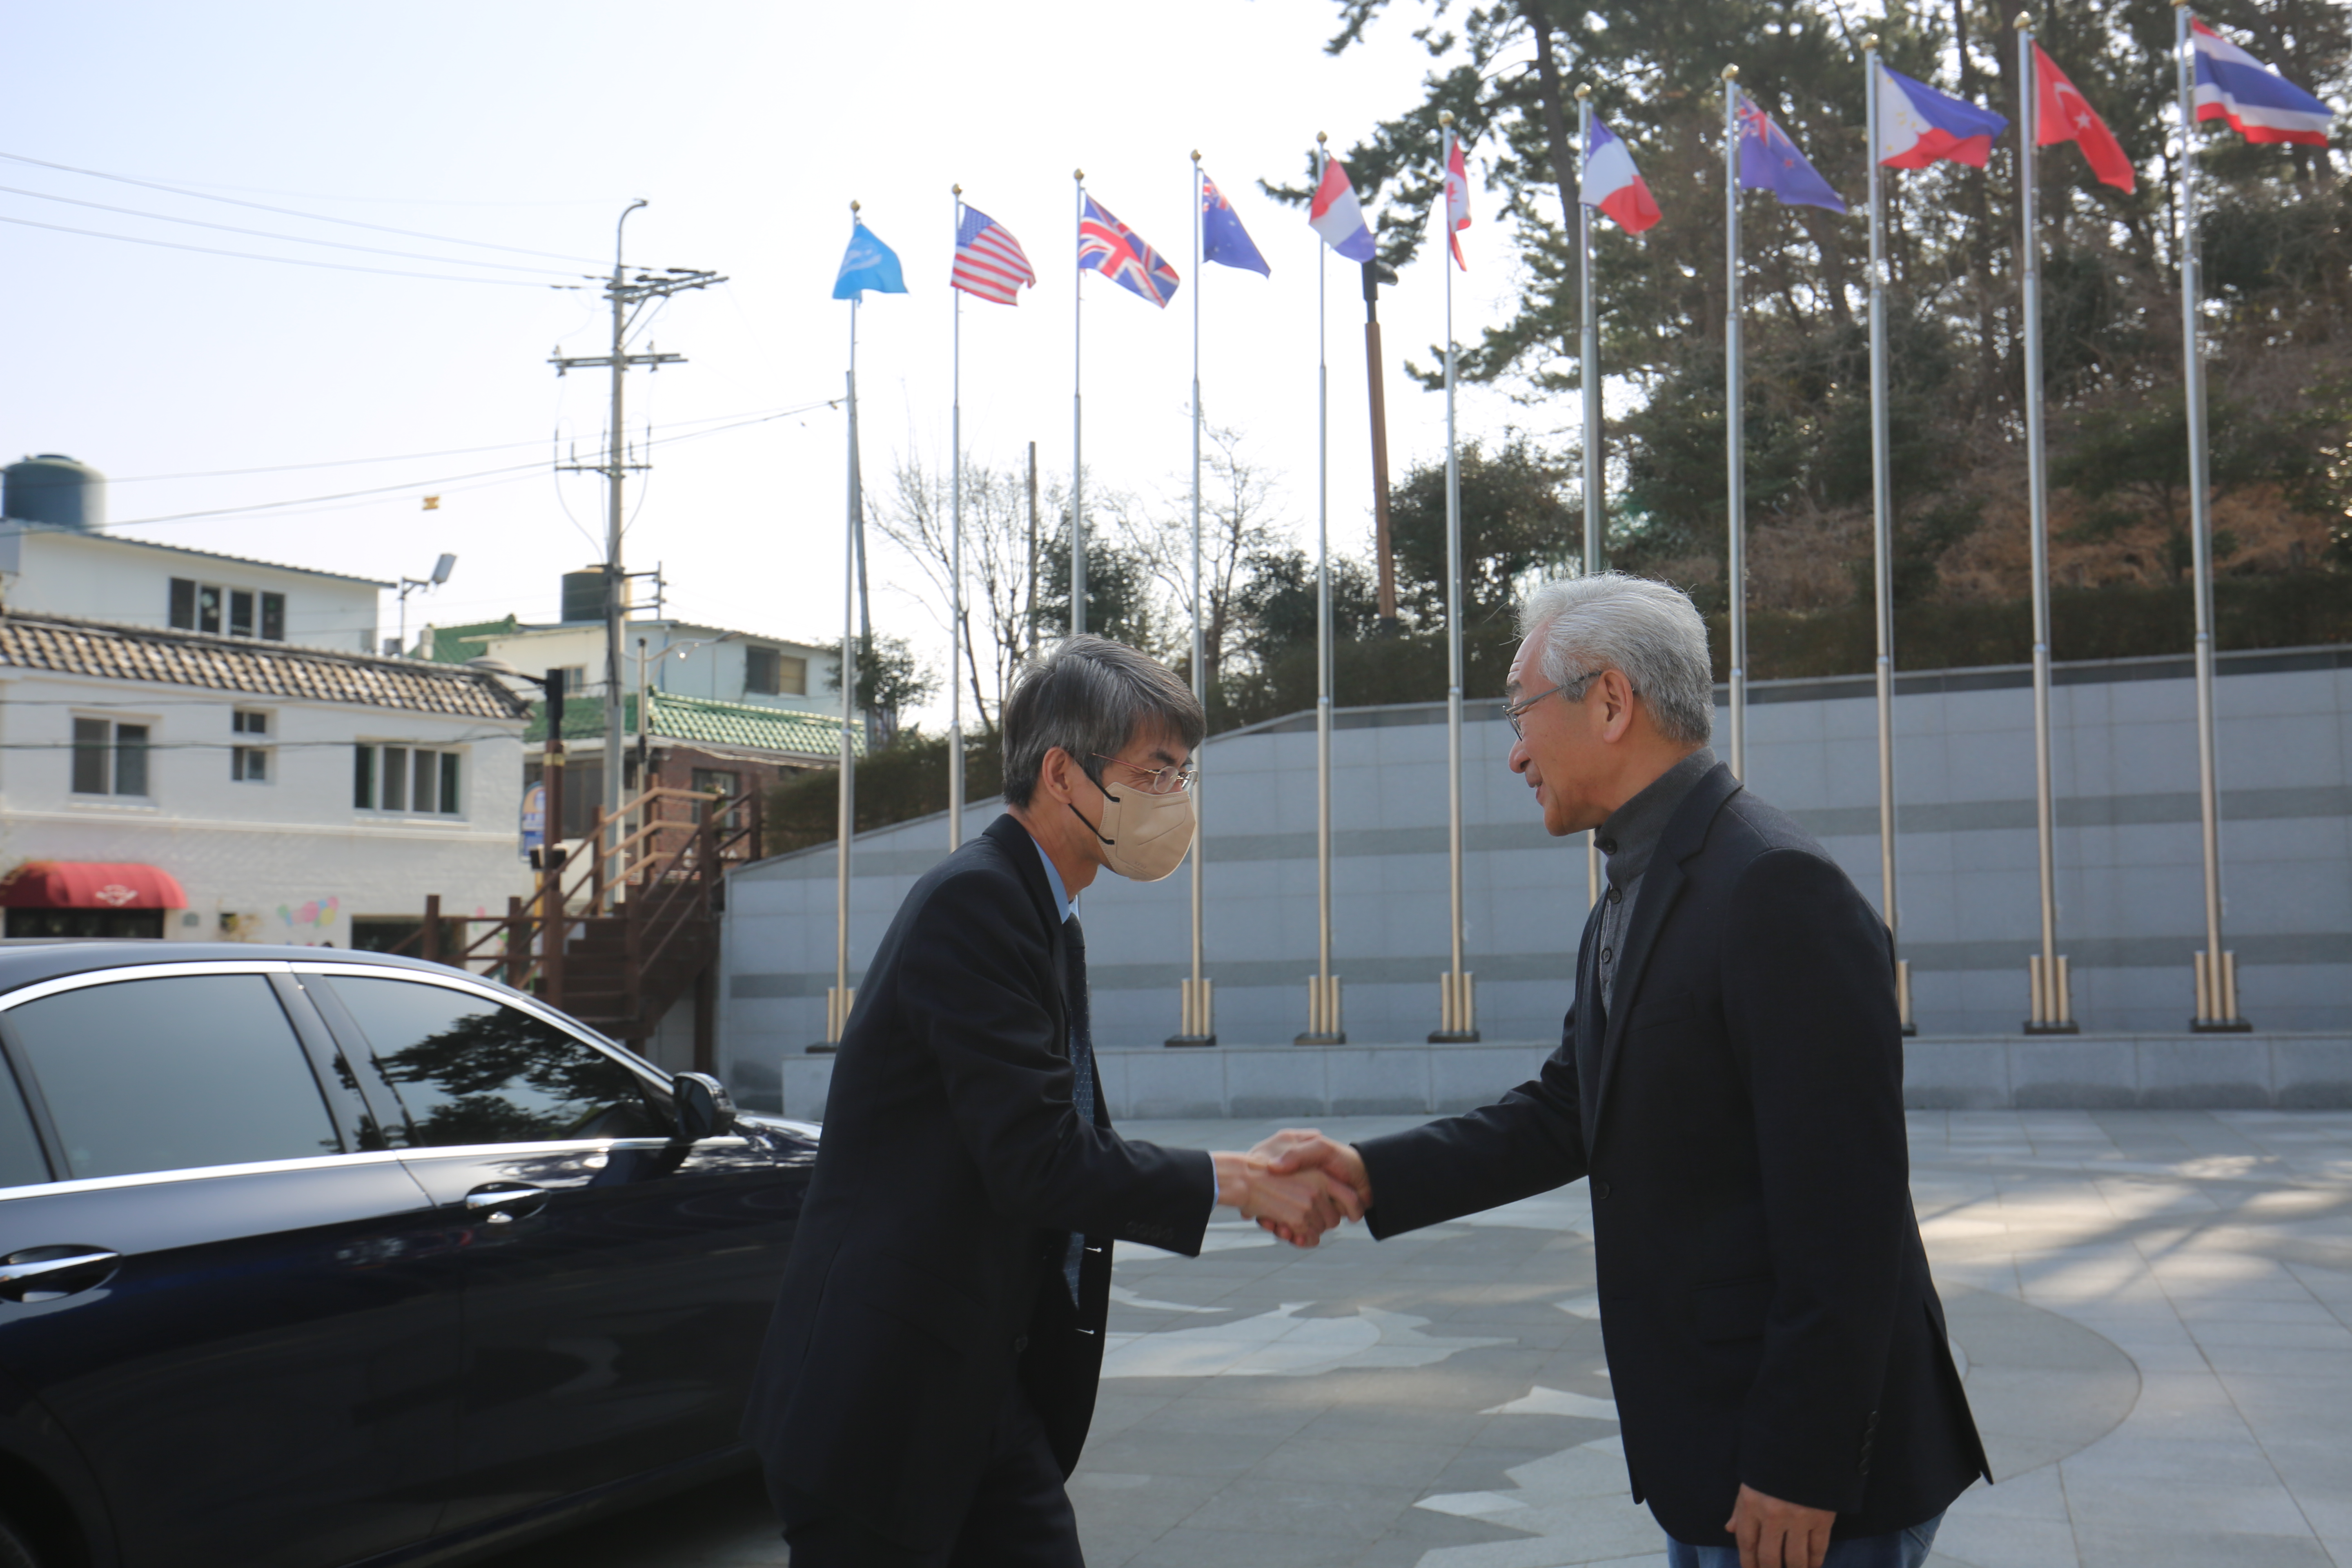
1875, 61, 2009, 168
1580, 116, 1660, 234
1308, 157, 1377, 262
2192, 20, 2333, 147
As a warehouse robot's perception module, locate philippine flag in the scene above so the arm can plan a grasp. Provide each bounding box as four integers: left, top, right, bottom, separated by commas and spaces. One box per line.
1308, 157, 1377, 262
1875, 61, 2009, 169
2192, 20, 2333, 146
1580, 116, 1661, 234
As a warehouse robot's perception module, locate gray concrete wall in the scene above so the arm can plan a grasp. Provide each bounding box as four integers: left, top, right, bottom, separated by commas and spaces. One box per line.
718, 644, 2352, 1110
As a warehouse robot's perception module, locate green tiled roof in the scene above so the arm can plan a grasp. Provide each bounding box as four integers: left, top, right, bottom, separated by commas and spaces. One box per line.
523, 690, 858, 759
423, 615, 523, 664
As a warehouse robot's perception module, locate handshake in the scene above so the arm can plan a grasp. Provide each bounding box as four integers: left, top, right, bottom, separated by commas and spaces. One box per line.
1209, 1130, 1374, 1248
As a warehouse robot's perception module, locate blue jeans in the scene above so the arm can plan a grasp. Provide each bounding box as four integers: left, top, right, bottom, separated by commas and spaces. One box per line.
1666, 1511, 1942, 1568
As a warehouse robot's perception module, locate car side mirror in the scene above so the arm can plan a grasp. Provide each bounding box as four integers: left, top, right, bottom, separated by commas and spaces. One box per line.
671, 1072, 737, 1141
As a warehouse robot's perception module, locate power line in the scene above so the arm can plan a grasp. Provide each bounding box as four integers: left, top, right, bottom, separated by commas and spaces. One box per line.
0, 211, 566, 287
0, 181, 578, 277
0, 149, 612, 266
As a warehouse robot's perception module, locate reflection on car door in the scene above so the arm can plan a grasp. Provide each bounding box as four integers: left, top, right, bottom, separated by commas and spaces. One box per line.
0, 968, 464, 1568
305, 970, 797, 1529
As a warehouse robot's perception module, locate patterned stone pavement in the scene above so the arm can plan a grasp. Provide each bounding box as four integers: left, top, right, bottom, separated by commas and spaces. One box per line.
483, 1110, 2352, 1568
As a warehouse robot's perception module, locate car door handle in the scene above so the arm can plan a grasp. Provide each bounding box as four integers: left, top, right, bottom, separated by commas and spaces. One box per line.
0, 1248, 122, 1302
463, 1185, 548, 1224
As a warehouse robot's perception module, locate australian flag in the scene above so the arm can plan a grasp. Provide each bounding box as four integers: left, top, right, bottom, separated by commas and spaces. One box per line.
1201, 172, 1269, 276
1078, 195, 1180, 307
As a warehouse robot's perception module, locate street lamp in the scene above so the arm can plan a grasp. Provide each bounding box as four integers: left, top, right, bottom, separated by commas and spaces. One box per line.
393, 552, 458, 658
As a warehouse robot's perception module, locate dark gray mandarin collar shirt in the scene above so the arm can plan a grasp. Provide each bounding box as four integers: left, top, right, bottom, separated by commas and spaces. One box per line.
1592, 747, 1717, 1008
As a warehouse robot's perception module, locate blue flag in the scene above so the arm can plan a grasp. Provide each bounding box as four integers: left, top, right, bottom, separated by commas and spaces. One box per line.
1736, 95, 1849, 213
833, 221, 907, 300
1200, 172, 1269, 276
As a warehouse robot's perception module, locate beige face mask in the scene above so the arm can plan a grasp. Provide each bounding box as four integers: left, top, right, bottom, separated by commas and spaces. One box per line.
1068, 770, 1197, 883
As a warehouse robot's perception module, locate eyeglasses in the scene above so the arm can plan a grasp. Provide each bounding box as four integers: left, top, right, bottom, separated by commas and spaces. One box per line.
1503, 670, 1601, 740
1091, 753, 1198, 796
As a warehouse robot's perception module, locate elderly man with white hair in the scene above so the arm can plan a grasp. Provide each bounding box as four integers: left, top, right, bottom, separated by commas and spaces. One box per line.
1265, 572, 1989, 1568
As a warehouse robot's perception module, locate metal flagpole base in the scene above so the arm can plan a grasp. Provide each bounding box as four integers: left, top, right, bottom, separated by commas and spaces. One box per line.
1429, 969, 1479, 1043
809, 985, 856, 1053
1168, 978, 1218, 1047
1296, 974, 1345, 1046
2023, 956, 2078, 1034
2190, 951, 2250, 1031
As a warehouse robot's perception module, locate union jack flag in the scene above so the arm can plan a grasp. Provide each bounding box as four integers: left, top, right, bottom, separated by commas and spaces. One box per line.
952, 204, 1036, 306
1077, 195, 1179, 309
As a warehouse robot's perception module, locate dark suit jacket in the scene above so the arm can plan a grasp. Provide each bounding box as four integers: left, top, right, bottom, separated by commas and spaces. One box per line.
742, 813, 1212, 1551
1356, 764, 1989, 1546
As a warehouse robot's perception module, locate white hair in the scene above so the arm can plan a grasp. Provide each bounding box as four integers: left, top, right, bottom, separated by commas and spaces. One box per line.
1515, 572, 1714, 746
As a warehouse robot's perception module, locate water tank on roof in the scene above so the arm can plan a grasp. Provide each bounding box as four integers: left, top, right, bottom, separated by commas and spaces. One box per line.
3, 454, 106, 531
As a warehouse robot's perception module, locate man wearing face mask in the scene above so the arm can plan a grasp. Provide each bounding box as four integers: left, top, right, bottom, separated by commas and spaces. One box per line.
743, 635, 1362, 1568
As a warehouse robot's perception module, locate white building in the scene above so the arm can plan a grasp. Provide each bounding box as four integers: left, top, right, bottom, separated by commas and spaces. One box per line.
0, 610, 530, 950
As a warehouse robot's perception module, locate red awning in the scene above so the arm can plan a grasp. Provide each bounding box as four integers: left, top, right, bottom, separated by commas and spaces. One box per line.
0, 861, 189, 911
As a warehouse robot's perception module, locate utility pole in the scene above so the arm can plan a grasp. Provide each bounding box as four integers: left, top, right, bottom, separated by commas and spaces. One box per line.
550, 199, 724, 907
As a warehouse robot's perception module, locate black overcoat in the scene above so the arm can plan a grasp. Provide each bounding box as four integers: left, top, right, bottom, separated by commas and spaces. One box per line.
1355, 764, 1990, 1547
742, 813, 1212, 1551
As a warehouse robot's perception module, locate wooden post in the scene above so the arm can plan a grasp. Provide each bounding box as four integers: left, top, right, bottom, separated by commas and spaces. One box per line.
748, 777, 766, 862
590, 804, 608, 912
421, 895, 442, 964
503, 895, 526, 989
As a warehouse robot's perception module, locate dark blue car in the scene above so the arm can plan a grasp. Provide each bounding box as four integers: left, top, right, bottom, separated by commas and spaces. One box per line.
0, 943, 815, 1568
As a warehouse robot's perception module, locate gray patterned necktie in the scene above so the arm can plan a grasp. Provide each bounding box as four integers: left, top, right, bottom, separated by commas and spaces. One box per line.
1063, 915, 1096, 1303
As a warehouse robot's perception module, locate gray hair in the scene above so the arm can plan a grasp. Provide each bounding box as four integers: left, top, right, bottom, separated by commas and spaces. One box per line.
1001, 635, 1206, 808
1516, 572, 1714, 746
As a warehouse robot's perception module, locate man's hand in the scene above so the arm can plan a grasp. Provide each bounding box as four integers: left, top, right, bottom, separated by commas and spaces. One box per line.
1724, 1483, 1833, 1568
1210, 1152, 1362, 1247
1247, 1130, 1374, 1245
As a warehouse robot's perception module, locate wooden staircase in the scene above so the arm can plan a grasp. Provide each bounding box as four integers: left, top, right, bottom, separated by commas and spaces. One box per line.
394, 785, 761, 1062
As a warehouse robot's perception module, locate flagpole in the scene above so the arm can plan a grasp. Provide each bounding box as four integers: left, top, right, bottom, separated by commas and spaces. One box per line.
1300, 131, 1341, 1047
1722, 66, 1747, 782
1863, 38, 1913, 1033
1072, 170, 1087, 637
2175, 0, 2239, 1029
826, 204, 862, 1049
1576, 85, 1604, 913
1434, 111, 1474, 1044
1176, 150, 1214, 1046
2016, 14, 2074, 1033
949, 186, 965, 852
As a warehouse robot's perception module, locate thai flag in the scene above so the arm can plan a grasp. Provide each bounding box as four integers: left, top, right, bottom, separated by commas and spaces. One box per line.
1308, 157, 1376, 262
2192, 20, 2333, 147
1580, 115, 1660, 234
1078, 195, 1180, 308
1875, 62, 2009, 169
951, 205, 1035, 306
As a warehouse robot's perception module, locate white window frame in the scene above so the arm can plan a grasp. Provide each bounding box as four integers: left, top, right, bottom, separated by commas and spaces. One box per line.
69, 713, 156, 801
353, 742, 465, 820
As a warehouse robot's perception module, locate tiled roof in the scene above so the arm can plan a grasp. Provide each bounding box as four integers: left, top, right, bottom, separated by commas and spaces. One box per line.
421, 615, 526, 664
0, 612, 530, 721
651, 691, 859, 760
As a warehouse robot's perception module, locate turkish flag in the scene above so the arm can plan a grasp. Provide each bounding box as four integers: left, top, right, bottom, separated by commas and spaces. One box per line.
2034, 43, 2135, 192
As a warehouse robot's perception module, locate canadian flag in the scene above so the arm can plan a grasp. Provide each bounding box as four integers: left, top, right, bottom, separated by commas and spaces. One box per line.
1444, 131, 1472, 269
2034, 43, 2134, 192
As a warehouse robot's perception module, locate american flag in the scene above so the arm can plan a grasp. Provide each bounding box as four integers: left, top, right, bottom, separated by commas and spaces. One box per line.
951, 204, 1036, 305
1077, 195, 1179, 309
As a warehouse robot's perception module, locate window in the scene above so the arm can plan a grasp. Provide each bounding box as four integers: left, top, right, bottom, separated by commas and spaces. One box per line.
167, 578, 288, 641
552, 666, 586, 694
692, 768, 741, 828
315, 976, 662, 1146
4, 909, 164, 940
71, 717, 149, 797
232, 710, 271, 783
744, 647, 806, 697
0, 1058, 51, 1189
6, 975, 340, 1180
353, 744, 461, 815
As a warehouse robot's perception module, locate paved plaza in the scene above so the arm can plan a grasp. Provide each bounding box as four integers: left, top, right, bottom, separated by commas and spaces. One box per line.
488, 1110, 2352, 1568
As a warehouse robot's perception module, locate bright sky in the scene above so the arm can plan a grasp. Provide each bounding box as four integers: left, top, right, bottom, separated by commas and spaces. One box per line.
2, 2, 1539, 721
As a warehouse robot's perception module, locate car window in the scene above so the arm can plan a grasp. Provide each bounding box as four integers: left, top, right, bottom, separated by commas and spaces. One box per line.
316, 976, 663, 1146
6, 975, 341, 1180
0, 1058, 49, 1188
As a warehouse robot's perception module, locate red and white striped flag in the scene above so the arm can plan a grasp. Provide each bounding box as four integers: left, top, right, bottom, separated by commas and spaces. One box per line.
951, 203, 1036, 305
